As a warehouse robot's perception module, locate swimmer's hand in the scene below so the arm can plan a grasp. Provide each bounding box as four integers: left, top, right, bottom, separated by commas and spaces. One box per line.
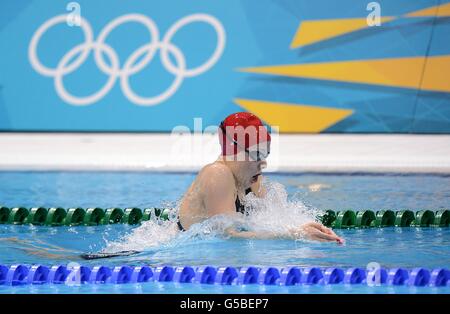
291, 222, 344, 244
224, 222, 344, 243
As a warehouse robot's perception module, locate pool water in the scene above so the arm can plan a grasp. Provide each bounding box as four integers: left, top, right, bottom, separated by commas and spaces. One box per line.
0, 171, 449, 294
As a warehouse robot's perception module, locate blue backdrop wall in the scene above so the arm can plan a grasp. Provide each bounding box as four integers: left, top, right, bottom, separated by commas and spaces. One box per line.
0, 0, 449, 133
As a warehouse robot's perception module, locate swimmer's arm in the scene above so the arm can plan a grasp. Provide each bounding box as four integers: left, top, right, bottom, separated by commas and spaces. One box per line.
225, 228, 292, 240
226, 222, 344, 243
203, 166, 239, 217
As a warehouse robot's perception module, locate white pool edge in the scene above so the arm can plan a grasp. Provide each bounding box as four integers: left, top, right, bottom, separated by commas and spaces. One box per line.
1, 133, 449, 173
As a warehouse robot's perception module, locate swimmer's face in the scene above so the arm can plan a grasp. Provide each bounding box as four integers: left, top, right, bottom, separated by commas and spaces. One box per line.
245, 159, 266, 186
237, 142, 270, 187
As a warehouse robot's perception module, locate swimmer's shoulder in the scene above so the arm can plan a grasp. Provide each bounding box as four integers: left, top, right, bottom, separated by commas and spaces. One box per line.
198, 161, 235, 187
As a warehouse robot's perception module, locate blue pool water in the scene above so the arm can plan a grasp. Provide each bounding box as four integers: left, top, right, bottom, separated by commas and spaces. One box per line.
0, 171, 449, 294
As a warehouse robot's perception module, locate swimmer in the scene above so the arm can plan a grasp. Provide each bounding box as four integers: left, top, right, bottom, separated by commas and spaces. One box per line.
82, 112, 343, 260
178, 112, 344, 244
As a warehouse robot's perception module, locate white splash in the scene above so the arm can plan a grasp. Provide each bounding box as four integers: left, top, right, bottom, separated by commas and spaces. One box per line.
104, 219, 179, 252
241, 179, 322, 234
103, 178, 324, 252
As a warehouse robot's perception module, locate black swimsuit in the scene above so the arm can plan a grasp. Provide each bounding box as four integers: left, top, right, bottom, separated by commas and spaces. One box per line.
177, 188, 252, 231
235, 187, 252, 214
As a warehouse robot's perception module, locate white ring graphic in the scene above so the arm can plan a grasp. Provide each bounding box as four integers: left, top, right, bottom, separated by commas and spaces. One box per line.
161, 13, 226, 77
94, 14, 160, 76
29, 15, 94, 77
28, 13, 226, 106
55, 42, 119, 105
121, 42, 186, 106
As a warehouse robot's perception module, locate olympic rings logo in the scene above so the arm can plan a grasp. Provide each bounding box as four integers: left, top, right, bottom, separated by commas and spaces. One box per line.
28, 13, 226, 106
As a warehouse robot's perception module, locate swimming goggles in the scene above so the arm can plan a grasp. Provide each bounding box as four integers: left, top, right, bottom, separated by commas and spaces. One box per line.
219, 122, 270, 162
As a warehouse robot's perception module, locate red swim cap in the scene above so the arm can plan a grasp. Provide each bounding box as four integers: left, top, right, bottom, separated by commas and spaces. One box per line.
218, 112, 271, 157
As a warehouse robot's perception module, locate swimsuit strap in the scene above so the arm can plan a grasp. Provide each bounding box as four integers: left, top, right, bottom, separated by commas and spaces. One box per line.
177, 217, 185, 231
235, 188, 252, 214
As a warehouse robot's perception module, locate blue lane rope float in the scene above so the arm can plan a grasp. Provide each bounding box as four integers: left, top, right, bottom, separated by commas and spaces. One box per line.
174, 266, 196, 283
0, 264, 448, 287
216, 267, 238, 285
0, 206, 448, 228
324, 268, 345, 284
48, 265, 70, 284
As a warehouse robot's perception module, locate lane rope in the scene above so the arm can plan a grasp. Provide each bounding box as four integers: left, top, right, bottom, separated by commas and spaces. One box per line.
0, 264, 448, 287
0, 206, 448, 228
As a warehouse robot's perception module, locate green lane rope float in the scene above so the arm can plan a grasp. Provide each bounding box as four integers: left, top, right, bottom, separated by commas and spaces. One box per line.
0, 206, 9, 223
375, 210, 396, 227
415, 210, 435, 227
25, 207, 48, 225
102, 208, 124, 224
319, 209, 449, 229
84, 208, 105, 226
142, 208, 153, 221
356, 210, 376, 228
435, 210, 450, 227
121, 208, 143, 225
8, 207, 29, 225
0, 205, 448, 228
332, 210, 356, 228
320, 210, 336, 227
45, 207, 67, 226
64, 208, 86, 226
395, 210, 415, 227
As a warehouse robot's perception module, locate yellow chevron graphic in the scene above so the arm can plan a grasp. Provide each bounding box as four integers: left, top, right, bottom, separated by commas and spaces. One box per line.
234, 98, 353, 133
291, 2, 450, 48
235, 2, 450, 133
290, 17, 394, 49
239, 56, 450, 92
406, 2, 450, 17
422, 55, 450, 92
